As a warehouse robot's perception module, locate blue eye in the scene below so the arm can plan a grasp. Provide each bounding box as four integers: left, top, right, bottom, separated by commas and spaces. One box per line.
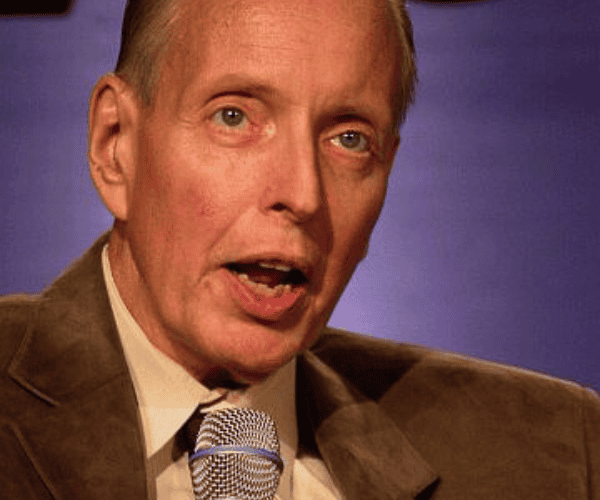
214, 107, 247, 128
331, 131, 369, 152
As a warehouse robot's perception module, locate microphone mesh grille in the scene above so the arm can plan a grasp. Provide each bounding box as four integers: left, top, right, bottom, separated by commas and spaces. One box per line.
189, 408, 282, 500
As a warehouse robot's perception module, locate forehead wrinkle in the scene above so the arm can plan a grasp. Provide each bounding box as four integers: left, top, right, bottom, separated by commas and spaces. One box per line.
189, 0, 393, 63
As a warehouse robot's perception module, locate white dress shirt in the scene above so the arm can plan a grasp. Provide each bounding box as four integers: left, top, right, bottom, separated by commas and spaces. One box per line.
102, 245, 342, 500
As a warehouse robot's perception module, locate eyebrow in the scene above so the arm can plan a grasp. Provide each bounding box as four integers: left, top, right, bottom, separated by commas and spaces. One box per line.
330, 110, 377, 126
205, 73, 283, 102
321, 104, 393, 136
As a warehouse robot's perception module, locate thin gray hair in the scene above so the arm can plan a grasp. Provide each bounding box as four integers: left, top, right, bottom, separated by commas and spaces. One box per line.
114, 0, 181, 105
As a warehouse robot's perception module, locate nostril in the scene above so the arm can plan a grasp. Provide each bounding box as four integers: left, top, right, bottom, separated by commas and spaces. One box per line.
271, 203, 287, 212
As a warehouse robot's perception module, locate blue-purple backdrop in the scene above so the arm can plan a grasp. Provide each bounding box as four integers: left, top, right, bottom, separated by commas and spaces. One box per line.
1, 0, 598, 389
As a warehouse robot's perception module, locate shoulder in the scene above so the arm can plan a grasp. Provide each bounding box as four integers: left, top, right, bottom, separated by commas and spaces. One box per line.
312, 327, 600, 495
0, 294, 42, 367
0, 234, 109, 364
312, 326, 595, 403
311, 326, 600, 440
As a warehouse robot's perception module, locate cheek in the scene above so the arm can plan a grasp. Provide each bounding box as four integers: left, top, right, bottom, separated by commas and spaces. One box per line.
127, 150, 216, 278
330, 174, 388, 252
319, 175, 387, 305
134, 135, 225, 231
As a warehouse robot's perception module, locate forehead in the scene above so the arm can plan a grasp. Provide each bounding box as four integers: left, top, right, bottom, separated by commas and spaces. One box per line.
160, 0, 400, 124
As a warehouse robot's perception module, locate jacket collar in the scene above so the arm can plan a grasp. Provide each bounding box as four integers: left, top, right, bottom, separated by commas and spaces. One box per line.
297, 349, 439, 500
8, 234, 147, 499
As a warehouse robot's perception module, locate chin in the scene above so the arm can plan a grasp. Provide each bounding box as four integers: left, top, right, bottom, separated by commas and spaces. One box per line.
225, 339, 299, 384
232, 352, 292, 382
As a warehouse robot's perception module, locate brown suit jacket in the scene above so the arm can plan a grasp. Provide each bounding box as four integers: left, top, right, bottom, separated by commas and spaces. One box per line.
1, 235, 599, 499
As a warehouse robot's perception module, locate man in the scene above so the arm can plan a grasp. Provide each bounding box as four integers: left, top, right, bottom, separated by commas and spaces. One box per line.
1, 0, 598, 498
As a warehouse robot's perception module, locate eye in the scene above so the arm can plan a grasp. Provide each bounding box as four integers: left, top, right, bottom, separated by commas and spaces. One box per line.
213, 107, 248, 129
331, 131, 369, 153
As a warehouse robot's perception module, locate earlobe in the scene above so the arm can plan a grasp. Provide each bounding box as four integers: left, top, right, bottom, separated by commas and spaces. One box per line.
88, 73, 139, 221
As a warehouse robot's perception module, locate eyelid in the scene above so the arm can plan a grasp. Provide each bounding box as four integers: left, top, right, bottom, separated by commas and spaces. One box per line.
328, 122, 378, 154
206, 92, 270, 127
205, 96, 274, 148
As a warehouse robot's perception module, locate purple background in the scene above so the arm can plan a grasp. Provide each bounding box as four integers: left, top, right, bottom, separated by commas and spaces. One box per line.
1, 0, 598, 389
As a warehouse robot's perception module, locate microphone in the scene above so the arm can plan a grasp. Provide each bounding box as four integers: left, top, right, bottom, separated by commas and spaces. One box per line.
188, 408, 284, 500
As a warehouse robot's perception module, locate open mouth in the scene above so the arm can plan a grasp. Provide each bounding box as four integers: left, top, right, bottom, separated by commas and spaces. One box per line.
225, 261, 308, 298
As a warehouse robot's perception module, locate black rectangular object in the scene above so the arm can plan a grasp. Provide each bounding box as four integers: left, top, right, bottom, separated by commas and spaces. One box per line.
0, 0, 73, 15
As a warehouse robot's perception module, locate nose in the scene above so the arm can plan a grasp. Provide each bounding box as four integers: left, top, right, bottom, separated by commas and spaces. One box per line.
262, 124, 323, 223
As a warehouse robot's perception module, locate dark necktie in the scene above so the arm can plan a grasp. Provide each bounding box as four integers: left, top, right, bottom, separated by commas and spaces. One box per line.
184, 407, 284, 500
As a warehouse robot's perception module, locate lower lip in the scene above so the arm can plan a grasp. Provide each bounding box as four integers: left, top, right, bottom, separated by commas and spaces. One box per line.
222, 268, 307, 322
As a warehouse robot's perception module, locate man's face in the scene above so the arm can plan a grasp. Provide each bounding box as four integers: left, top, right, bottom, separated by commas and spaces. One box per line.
117, 0, 401, 383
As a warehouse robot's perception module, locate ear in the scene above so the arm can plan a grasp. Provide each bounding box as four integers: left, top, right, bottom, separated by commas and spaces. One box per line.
88, 73, 140, 221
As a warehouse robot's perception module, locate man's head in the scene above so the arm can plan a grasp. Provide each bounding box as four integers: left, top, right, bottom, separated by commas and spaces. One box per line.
88, 0, 414, 385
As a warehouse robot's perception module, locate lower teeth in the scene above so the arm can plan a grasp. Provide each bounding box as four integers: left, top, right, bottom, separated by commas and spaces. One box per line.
237, 273, 292, 298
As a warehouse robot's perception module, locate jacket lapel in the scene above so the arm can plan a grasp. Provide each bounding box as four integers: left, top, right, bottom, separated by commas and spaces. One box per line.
297, 350, 439, 500
7, 236, 147, 500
